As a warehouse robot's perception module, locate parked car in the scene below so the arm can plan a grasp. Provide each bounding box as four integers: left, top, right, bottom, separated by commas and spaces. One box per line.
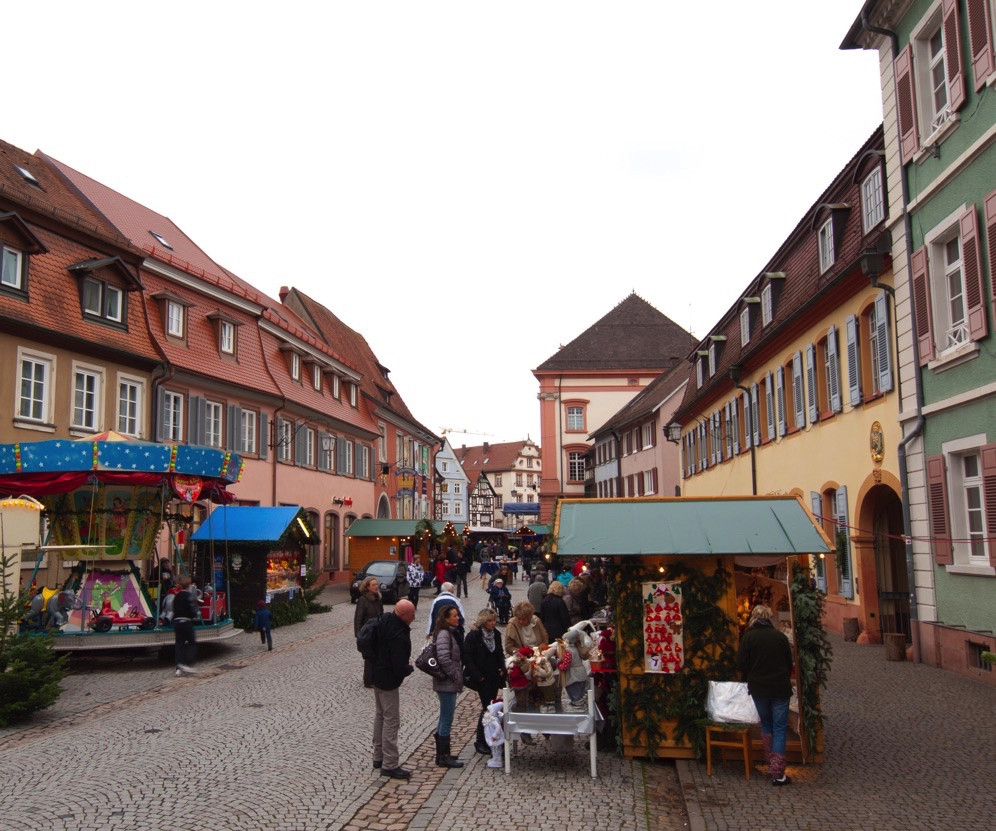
350, 560, 408, 604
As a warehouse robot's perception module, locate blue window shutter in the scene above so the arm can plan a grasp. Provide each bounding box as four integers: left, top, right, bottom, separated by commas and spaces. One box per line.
258, 413, 269, 459
775, 367, 786, 437
336, 437, 348, 474
845, 314, 862, 406
835, 485, 853, 598
294, 425, 307, 466
742, 391, 752, 450
810, 491, 827, 592
751, 384, 761, 445
875, 292, 893, 393
827, 326, 842, 413
792, 351, 805, 429
765, 373, 775, 441
805, 345, 818, 423
155, 387, 165, 443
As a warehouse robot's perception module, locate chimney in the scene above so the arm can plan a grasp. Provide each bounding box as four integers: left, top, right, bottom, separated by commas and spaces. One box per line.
483, 442, 490, 453
279, 285, 290, 303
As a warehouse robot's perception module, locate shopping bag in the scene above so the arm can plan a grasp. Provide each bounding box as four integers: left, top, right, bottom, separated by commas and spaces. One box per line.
705, 680, 759, 724
415, 639, 447, 679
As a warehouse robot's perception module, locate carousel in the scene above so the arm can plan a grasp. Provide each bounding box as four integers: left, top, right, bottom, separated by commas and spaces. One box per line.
0, 432, 245, 651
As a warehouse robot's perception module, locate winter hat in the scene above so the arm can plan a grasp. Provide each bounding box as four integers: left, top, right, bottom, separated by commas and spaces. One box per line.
256, 600, 266, 609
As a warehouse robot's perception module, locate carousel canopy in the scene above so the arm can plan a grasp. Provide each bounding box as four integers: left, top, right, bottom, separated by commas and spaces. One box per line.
190, 506, 317, 543
552, 496, 832, 557
0, 433, 243, 498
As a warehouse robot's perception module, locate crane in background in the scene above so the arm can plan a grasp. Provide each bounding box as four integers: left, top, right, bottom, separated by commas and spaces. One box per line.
439, 427, 494, 438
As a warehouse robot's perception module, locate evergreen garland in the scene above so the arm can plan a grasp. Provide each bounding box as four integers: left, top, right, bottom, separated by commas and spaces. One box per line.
608, 558, 736, 759
790, 562, 833, 750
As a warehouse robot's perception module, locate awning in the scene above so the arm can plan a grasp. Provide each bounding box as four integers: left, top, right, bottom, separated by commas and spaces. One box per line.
190, 506, 317, 543
502, 502, 541, 515
552, 496, 832, 557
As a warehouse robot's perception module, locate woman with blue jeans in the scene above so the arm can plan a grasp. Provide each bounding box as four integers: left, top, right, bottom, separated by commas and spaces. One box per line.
737, 604, 795, 785
431, 604, 465, 768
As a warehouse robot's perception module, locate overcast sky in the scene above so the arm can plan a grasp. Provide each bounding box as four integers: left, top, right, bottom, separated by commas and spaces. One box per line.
6, 2, 882, 445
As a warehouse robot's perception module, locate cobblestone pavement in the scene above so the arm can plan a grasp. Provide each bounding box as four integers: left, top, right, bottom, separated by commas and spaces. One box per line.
5, 572, 992, 831
677, 632, 996, 831
0, 575, 687, 831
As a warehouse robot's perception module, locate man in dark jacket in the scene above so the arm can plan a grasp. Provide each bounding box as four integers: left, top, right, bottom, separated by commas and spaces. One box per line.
173, 576, 199, 676
371, 598, 416, 779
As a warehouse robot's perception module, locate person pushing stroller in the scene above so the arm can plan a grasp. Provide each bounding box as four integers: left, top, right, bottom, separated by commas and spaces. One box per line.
487, 578, 512, 624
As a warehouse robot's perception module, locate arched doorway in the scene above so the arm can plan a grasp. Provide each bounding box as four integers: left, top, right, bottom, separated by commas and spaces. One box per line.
377, 494, 392, 518
324, 511, 339, 572
866, 484, 909, 640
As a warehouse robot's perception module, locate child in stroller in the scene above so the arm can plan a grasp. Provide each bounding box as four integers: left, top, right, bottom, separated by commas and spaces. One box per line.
487, 578, 512, 624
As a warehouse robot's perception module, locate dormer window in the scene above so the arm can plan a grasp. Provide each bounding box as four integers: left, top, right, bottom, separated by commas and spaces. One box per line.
813, 204, 849, 276
332, 374, 340, 398
167, 301, 185, 337
2, 246, 24, 290
291, 352, 301, 381
740, 307, 751, 346
861, 167, 885, 232
761, 284, 773, 326
220, 320, 235, 354
818, 218, 835, 273
313, 363, 322, 391
83, 277, 123, 323
349, 382, 357, 407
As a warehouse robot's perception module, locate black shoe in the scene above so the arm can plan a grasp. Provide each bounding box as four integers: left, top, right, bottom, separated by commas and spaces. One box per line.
373, 760, 382, 769
381, 767, 411, 780
474, 740, 491, 755
772, 775, 792, 786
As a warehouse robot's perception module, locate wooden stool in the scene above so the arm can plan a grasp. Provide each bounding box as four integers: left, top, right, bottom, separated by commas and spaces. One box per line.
705, 722, 753, 780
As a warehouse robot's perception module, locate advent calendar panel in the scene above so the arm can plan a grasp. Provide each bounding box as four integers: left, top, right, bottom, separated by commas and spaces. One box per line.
642, 580, 683, 673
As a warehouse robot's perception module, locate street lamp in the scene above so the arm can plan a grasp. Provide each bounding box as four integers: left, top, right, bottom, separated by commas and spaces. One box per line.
663, 422, 682, 444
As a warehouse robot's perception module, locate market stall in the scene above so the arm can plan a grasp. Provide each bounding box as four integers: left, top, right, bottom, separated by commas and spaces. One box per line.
189, 505, 318, 617
0, 431, 245, 651
551, 495, 832, 764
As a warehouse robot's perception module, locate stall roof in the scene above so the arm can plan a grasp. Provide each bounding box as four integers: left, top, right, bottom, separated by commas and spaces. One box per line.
502, 501, 541, 515
344, 519, 467, 538
190, 506, 312, 543
552, 496, 832, 557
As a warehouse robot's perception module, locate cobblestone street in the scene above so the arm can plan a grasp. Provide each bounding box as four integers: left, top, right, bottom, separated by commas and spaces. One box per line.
2, 575, 993, 831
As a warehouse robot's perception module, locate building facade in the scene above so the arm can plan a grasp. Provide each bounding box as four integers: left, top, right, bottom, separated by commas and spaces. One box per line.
433, 438, 471, 523
843, 0, 996, 680
454, 439, 542, 528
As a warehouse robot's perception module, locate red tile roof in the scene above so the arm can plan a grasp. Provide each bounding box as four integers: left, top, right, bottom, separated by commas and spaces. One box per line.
454, 440, 539, 473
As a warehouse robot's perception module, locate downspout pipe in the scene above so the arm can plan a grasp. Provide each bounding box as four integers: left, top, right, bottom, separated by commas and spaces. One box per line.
861, 11, 926, 663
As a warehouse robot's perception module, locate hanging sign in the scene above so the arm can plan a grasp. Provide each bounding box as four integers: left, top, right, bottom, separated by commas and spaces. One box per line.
172, 474, 203, 503
641, 580, 684, 673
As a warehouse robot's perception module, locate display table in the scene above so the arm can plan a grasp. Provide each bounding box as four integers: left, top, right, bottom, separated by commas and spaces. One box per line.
502, 678, 599, 778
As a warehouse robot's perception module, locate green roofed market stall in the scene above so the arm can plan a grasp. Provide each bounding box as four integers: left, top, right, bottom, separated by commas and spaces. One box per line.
552, 495, 833, 764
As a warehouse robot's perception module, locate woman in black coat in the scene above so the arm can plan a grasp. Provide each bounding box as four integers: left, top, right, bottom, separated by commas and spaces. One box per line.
462, 608, 507, 754
539, 580, 571, 642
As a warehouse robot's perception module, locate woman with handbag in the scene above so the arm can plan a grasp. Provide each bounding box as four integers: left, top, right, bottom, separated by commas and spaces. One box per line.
431, 604, 465, 768
462, 608, 506, 755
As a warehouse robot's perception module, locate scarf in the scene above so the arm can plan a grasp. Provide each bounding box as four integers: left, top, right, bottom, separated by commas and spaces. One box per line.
482, 628, 496, 653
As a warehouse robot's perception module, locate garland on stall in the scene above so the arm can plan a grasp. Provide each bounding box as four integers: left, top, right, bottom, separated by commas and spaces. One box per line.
789, 562, 833, 750
607, 558, 737, 759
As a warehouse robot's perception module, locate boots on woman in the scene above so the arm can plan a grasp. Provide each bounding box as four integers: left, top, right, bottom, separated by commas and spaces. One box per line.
474, 716, 491, 754
434, 733, 464, 768
761, 733, 773, 769
769, 752, 791, 786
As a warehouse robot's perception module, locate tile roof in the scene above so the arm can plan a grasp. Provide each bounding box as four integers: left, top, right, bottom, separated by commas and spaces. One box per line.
535, 293, 696, 372
454, 440, 539, 473
674, 125, 887, 419
282, 288, 437, 440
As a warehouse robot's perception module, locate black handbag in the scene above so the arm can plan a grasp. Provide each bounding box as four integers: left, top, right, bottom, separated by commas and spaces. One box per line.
463, 667, 479, 691
415, 639, 447, 679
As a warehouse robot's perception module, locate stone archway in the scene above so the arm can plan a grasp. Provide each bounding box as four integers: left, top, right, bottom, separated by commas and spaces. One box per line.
854, 480, 908, 643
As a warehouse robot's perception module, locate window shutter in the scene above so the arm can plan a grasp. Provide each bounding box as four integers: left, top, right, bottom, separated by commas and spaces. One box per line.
987, 192, 996, 321
258, 413, 268, 459
805, 345, 818, 423
792, 351, 805, 429
894, 45, 920, 163
731, 399, 740, 455
810, 491, 827, 592
827, 326, 842, 413
775, 367, 786, 436
713, 411, 721, 463
651, 467, 658, 494
966, 0, 995, 90
845, 314, 862, 406
189, 396, 205, 445
751, 384, 761, 445
835, 486, 853, 598
942, 0, 967, 112
875, 292, 894, 393
226, 405, 240, 452
926, 454, 953, 565
295, 426, 308, 466
765, 374, 775, 440
960, 206, 988, 341
155, 387, 165, 442
911, 246, 934, 364
742, 391, 752, 450
981, 443, 996, 567
336, 437, 348, 474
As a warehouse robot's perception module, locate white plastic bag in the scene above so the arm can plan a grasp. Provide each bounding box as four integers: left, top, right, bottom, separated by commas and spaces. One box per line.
705, 681, 759, 724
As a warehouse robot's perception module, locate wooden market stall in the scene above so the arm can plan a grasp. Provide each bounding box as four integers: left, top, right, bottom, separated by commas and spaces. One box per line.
343, 519, 465, 576
551, 495, 833, 764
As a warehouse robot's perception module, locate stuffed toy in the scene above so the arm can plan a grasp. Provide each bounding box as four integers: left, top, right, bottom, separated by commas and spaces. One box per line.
532, 647, 558, 712
482, 699, 506, 768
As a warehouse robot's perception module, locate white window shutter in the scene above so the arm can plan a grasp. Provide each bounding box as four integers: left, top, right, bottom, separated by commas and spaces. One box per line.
805, 344, 818, 423
765, 373, 775, 441
792, 351, 805, 429
258, 413, 269, 459
827, 326, 842, 413
751, 384, 761, 445
731, 399, 740, 455
775, 367, 786, 437
810, 491, 827, 592
742, 391, 752, 450
835, 486, 853, 598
